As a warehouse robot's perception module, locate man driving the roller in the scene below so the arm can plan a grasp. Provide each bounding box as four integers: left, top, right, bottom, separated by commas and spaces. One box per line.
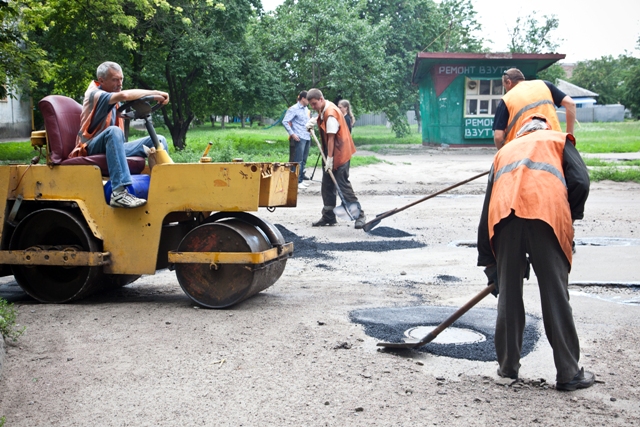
69, 61, 170, 208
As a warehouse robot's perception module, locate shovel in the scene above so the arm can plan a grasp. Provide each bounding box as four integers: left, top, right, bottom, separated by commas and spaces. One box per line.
376, 283, 495, 349
310, 130, 360, 221
362, 170, 490, 232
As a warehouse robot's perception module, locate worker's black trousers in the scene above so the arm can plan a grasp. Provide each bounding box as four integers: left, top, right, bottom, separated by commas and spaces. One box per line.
494, 217, 580, 383
320, 160, 363, 221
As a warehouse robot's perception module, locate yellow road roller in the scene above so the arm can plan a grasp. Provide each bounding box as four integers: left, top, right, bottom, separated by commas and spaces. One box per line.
0, 95, 297, 308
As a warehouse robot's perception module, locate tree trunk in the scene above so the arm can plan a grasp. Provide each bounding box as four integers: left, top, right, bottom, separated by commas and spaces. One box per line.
240, 112, 245, 128
210, 115, 216, 127
221, 115, 226, 129
414, 101, 422, 133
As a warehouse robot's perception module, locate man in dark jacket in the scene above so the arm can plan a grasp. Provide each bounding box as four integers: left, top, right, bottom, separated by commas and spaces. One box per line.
477, 114, 594, 391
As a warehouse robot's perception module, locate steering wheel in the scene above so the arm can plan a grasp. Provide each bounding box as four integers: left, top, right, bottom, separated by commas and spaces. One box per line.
117, 95, 165, 120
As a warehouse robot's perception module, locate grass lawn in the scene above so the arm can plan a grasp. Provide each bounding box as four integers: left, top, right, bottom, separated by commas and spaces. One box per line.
2, 121, 638, 181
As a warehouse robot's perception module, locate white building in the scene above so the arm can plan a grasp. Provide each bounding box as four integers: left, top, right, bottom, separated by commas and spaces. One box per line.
0, 89, 32, 140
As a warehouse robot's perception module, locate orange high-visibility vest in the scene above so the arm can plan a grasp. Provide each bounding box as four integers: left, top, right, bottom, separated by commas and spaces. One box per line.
502, 80, 562, 144
488, 129, 574, 264
317, 101, 356, 169
69, 81, 124, 158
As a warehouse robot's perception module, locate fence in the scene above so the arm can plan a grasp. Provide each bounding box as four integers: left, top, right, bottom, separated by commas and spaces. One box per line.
355, 111, 419, 127
558, 105, 625, 123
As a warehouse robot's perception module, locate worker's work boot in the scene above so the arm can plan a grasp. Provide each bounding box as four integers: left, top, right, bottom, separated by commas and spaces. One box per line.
354, 213, 367, 229
312, 217, 337, 227
555, 368, 595, 391
110, 189, 147, 208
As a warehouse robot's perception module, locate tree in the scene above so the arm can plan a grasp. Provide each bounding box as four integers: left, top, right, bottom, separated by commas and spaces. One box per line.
507, 13, 561, 54
361, 0, 483, 136
258, 0, 393, 115
570, 55, 639, 105
621, 37, 640, 117
537, 63, 566, 84
24, 0, 262, 150
260, 0, 483, 138
0, 0, 50, 98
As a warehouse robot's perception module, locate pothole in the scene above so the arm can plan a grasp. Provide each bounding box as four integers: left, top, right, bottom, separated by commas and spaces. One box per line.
404, 326, 486, 345
350, 305, 540, 361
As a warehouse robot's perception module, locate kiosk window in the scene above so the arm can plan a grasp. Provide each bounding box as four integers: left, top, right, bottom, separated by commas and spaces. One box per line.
465, 78, 504, 116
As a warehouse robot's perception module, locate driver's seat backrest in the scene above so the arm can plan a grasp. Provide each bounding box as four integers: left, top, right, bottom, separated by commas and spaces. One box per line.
39, 95, 145, 175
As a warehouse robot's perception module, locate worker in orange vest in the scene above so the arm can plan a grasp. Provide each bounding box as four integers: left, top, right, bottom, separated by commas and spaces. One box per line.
478, 114, 593, 391
492, 68, 576, 149
305, 88, 366, 229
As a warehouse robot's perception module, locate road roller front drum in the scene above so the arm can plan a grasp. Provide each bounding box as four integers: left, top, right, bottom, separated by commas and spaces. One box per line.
172, 215, 291, 308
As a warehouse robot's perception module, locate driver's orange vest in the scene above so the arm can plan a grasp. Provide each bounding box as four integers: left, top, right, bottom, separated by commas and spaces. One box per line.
488, 130, 574, 264
502, 80, 562, 144
69, 81, 124, 158
317, 101, 356, 169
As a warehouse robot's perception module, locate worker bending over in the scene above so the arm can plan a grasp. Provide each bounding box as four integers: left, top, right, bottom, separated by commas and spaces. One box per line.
477, 114, 594, 391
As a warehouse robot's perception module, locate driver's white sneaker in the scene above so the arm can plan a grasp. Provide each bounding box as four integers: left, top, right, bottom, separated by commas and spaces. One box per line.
110, 189, 146, 208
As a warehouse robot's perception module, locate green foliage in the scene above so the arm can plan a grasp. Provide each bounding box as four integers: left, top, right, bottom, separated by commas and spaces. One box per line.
0, 415, 5, 427
583, 158, 640, 167
350, 155, 382, 168
0, 298, 25, 342
258, 0, 393, 111
260, 0, 483, 138
0, 142, 37, 163
508, 13, 561, 53
0, 0, 51, 98
574, 121, 640, 153
589, 167, 640, 183
537, 63, 567, 84
570, 55, 640, 106
360, 0, 483, 137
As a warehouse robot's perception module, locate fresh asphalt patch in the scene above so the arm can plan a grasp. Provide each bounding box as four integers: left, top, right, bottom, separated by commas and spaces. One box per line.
365, 226, 413, 238
350, 305, 540, 362
276, 224, 426, 260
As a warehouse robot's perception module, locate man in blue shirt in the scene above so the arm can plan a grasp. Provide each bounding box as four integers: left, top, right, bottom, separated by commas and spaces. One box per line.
283, 91, 311, 187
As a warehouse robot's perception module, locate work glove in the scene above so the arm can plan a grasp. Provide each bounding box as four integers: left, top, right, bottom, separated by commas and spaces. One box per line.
324, 156, 333, 172
305, 117, 317, 130
484, 264, 499, 297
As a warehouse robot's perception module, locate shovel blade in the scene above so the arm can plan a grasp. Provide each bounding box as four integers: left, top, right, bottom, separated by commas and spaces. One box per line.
362, 218, 381, 232
376, 332, 437, 349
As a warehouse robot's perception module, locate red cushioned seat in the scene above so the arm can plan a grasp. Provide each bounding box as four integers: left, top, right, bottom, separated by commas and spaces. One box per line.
39, 95, 145, 175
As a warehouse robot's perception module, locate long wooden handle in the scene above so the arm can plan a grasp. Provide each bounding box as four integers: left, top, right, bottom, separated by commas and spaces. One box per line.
416, 283, 495, 346
364, 170, 490, 228
310, 130, 354, 220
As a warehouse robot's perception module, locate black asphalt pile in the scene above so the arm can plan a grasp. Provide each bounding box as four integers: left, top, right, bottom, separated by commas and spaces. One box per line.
366, 226, 413, 238
276, 225, 426, 259
350, 306, 540, 362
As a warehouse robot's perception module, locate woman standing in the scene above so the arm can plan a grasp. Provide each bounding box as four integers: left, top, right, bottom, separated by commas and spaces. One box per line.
338, 99, 355, 133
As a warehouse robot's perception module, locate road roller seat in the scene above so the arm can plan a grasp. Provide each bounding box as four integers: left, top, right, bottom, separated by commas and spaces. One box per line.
39, 95, 145, 175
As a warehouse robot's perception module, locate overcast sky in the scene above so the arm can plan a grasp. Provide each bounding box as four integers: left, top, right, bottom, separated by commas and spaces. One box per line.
260, 0, 640, 63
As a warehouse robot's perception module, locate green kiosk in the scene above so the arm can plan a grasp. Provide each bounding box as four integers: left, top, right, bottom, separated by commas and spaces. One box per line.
412, 52, 565, 146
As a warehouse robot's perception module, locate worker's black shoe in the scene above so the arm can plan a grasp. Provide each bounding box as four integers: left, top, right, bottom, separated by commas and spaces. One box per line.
312, 217, 337, 227
354, 214, 367, 229
556, 368, 595, 391
497, 368, 518, 380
